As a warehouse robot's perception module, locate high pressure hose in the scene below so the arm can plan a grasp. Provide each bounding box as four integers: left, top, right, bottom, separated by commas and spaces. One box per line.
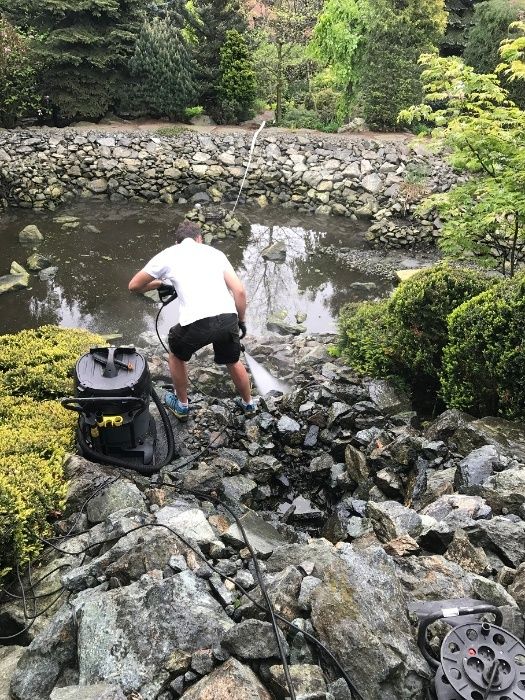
75, 386, 175, 475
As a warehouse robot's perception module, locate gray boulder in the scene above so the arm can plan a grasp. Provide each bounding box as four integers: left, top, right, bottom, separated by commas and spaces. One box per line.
464, 517, 525, 568
86, 480, 146, 523
474, 468, 525, 514
19, 224, 43, 242
310, 545, 429, 700
455, 445, 500, 489
0, 272, 29, 295
367, 501, 423, 542
221, 619, 289, 659
50, 685, 126, 700
451, 416, 525, 461
180, 657, 272, 699
261, 241, 286, 262
77, 571, 233, 699
0, 646, 24, 700
223, 509, 288, 557
368, 379, 411, 415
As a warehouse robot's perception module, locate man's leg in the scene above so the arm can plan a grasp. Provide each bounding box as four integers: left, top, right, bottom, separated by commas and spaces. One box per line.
227, 361, 252, 404
168, 352, 189, 404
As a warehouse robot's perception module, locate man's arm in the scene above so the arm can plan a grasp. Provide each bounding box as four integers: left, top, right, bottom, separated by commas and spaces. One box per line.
224, 269, 246, 321
128, 270, 163, 293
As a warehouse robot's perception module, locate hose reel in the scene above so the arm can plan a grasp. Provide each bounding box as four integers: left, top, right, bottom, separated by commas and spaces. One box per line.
413, 599, 525, 700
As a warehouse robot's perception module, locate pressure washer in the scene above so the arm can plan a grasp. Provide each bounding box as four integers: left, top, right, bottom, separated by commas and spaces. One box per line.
413, 598, 525, 700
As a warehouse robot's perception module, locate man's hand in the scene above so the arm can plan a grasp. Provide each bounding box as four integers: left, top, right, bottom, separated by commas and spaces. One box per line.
238, 320, 247, 339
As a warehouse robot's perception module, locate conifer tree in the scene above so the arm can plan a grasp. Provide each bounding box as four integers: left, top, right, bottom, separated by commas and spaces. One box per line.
0, 0, 143, 122
217, 29, 256, 123
193, 0, 247, 120
130, 10, 195, 119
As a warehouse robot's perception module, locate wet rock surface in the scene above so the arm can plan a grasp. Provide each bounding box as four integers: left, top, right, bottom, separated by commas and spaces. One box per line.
2, 332, 525, 700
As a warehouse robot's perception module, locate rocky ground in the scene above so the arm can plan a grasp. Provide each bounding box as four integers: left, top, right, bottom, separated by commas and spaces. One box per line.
1, 333, 525, 700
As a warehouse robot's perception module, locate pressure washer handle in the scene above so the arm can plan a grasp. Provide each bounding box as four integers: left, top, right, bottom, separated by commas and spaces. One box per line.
61, 396, 147, 414
417, 604, 503, 669
158, 283, 178, 305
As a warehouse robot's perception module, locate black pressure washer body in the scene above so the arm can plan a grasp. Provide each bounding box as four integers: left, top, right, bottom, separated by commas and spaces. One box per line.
62, 346, 157, 468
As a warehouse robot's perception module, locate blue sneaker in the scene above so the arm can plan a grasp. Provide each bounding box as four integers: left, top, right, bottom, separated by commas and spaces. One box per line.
165, 392, 189, 421
235, 397, 256, 414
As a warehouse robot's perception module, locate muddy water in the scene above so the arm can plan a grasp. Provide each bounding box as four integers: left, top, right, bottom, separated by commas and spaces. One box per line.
0, 201, 404, 341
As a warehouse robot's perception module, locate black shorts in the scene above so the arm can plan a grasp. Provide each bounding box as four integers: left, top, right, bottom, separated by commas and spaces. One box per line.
168, 313, 240, 364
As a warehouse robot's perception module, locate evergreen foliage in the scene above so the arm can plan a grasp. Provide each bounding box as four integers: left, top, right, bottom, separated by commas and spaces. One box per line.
217, 29, 256, 123
0, 0, 143, 122
400, 50, 525, 275
357, 0, 447, 130
442, 273, 525, 418
336, 265, 493, 394
0, 326, 105, 578
464, 0, 525, 107
440, 0, 479, 57
193, 0, 247, 121
0, 16, 39, 127
130, 10, 195, 119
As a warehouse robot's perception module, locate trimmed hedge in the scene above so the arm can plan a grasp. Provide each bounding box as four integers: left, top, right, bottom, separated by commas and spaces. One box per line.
0, 325, 105, 578
337, 265, 493, 393
442, 273, 525, 419
336, 300, 397, 378
388, 265, 494, 388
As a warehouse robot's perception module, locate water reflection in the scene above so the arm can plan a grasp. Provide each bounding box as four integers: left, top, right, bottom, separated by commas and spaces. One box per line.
0, 201, 393, 341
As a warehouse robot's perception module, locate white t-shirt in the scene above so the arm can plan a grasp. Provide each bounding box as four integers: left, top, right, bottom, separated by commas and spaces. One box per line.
142, 238, 237, 326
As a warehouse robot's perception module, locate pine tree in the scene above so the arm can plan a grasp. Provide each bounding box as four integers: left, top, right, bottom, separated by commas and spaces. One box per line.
130, 10, 195, 119
0, 16, 39, 127
193, 0, 247, 120
0, 0, 144, 123
357, 0, 447, 130
217, 29, 256, 123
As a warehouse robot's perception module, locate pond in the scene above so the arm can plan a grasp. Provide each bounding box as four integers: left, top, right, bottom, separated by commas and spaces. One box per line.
0, 201, 428, 342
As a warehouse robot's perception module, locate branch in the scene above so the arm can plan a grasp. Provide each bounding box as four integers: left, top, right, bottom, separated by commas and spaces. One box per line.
464, 138, 497, 178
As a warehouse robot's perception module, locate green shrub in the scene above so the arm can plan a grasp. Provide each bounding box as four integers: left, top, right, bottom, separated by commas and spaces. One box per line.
388, 265, 494, 388
0, 325, 105, 577
217, 29, 256, 124
336, 265, 493, 396
184, 105, 204, 120
337, 299, 398, 377
441, 273, 525, 419
0, 325, 105, 399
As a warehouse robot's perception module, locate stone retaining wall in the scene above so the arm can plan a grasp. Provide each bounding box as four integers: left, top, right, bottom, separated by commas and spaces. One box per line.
0, 128, 456, 247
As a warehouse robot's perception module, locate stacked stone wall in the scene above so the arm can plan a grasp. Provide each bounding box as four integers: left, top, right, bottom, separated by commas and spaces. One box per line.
0, 128, 458, 246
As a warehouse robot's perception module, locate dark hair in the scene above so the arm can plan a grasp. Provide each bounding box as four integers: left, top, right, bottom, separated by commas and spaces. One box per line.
175, 220, 202, 243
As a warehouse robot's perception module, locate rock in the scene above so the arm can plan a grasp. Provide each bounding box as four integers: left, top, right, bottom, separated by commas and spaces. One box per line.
220, 475, 257, 504
87, 178, 108, 193
464, 517, 525, 568
455, 445, 500, 489
394, 554, 516, 606
86, 480, 146, 523
420, 494, 491, 523
223, 509, 288, 557
179, 657, 272, 699
261, 241, 286, 262
368, 379, 411, 415
77, 572, 233, 699
367, 501, 423, 542
298, 576, 322, 612
0, 646, 24, 700
474, 469, 525, 514
247, 455, 281, 484
444, 529, 491, 576
50, 685, 126, 700
0, 273, 29, 294
508, 563, 525, 613
155, 507, 216, 546
26, 253, 53, 271
267, 316, 306, 336
222, 619, 289, 659
268, 663, 326, 696
19, 224, 43, 242
396, 269, 423, 282
242, 565, 303, 622
451, 416, 525, 461
310, 545, 429, 700
344, 444, 368, 484
361, 174, 382, 194
266, 540, 338, 577
10, 604, 77, 700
